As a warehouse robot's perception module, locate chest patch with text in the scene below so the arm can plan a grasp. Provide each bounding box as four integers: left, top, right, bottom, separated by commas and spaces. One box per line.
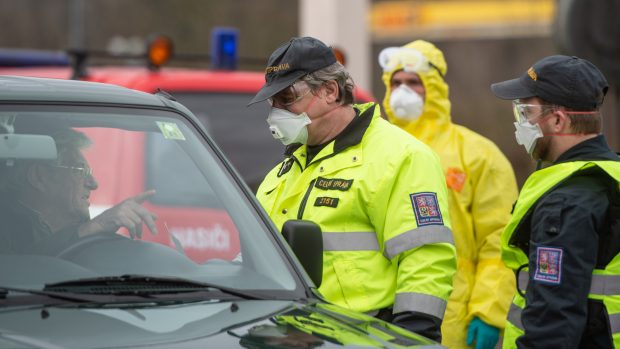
410, 192, 443, 226
314, 177, 353, 191
314, 197, 339, 208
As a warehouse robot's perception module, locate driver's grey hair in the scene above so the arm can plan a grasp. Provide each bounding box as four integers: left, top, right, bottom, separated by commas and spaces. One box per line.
0, 128, 92, 196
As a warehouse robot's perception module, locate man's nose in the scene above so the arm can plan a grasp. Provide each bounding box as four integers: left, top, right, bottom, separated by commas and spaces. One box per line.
85, 174, 98, 190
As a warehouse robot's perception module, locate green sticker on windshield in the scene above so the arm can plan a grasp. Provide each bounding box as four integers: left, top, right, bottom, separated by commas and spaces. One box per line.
156, 121, 185, 140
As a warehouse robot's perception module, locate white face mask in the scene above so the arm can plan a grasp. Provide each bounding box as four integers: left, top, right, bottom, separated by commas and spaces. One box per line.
389, 84, 424, 120
266, 108, 312, 145
514, 121, 543, 155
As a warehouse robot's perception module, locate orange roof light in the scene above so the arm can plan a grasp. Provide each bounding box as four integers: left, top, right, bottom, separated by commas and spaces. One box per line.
147, 35, 173, 70
332, 46, 346, 66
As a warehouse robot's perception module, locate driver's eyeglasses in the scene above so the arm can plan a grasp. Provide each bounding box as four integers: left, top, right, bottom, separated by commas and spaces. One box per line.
268, 83, 311, 107
512, 101, 556, 124
53, 165, 93, 178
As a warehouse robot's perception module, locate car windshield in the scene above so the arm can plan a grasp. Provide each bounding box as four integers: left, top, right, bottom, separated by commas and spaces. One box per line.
172, 92, 281, 192
0, 104, 301, 298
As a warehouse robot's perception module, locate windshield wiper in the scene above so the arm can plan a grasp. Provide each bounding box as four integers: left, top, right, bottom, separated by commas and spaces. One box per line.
0, 285, 101, 303
43, 275, 266, 300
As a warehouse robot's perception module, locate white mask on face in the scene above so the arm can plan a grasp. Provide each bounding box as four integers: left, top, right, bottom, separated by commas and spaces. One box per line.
266, 108, 312, 145
514, 121, 543, 155
389, 84, 424, 120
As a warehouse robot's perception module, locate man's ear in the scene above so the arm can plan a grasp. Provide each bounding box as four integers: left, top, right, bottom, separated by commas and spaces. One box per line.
323, 80, 340, 104
26, 164, 51, 192
553, 109, 571, 131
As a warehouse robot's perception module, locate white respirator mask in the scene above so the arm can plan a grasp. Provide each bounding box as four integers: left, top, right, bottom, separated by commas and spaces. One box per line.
511, 101, 550, 155
513, 121, 543, 155
266, 108, 312, 145
389, 84, 424, 121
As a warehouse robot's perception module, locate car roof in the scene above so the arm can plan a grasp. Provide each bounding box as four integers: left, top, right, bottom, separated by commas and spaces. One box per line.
0, 66, 375, 102
0, 75, 169, 107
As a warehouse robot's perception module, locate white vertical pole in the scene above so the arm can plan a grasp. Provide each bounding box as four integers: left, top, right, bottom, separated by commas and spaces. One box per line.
299, 0, 372, 92
68, 0, 86, 51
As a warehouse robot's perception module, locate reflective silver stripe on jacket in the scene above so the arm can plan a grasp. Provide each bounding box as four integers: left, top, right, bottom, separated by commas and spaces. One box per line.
610, 313, 620, 333
516, 270, 620, 333
384, 226, 454, 260
507, 302, 524, 331
322, 232, 380, 251
509, 296, 620, 334
393, 292, 447, 319
519, 270, 620, 295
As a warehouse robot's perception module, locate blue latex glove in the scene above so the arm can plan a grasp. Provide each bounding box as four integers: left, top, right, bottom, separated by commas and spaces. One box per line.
466, 317, 499, 349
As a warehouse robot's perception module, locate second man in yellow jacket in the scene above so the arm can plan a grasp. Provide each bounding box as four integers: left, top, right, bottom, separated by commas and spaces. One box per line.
379, 40, 519, 349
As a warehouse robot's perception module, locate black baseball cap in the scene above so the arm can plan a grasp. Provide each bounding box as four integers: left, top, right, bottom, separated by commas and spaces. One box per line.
248, 37, 336, 106
491, 55, 608, 110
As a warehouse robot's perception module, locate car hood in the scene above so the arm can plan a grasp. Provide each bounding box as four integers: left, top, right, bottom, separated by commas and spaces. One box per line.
0, 299, 442, 348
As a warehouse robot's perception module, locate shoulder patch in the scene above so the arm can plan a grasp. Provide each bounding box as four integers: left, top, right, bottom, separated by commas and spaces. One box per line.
410, 192, 444, 226
534, 246, 563, 285
315, 177, 353, 191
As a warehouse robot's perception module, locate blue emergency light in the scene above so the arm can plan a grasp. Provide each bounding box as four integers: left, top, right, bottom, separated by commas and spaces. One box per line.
211, 27, 238, 70
0, 49, 70, 67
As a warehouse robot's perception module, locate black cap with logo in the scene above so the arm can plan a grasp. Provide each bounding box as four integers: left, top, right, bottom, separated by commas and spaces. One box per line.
491, 55, 608, 110
248, 37, 336, 106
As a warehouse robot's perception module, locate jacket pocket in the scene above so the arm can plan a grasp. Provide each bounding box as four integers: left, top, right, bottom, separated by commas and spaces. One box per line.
257, 177, 286, 214
332, 259, 369, 311
539, 195, 565, 236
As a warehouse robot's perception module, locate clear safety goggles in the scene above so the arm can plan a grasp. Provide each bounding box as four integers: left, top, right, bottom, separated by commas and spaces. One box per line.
512, 101, 556, 124
378, 47, 442, 76
268, 81, 311, 107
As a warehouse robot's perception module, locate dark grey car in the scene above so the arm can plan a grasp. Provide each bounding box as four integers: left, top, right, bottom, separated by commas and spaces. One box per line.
0, 76, 442, 348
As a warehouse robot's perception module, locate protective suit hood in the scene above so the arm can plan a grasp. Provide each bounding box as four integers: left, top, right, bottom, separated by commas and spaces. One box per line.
381, 40, 452, 144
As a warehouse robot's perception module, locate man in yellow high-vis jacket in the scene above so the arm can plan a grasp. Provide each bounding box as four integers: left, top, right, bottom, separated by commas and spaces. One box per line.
248, 36, 456, 342
379, 40, 518, 349
492, 55, 620, 348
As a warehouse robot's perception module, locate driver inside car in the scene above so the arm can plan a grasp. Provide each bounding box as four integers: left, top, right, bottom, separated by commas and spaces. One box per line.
0, 128, 158, 255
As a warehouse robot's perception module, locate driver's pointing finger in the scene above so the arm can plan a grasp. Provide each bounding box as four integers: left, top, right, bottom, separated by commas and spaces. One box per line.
131, 190, 156, 204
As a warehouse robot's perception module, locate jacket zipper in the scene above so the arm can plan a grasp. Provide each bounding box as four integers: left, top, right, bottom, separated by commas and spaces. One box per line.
297, 179, 316, 219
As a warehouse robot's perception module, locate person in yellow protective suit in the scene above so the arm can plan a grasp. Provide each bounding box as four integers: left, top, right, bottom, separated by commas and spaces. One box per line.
380, 40, 518, 349
249, 36, 456, 342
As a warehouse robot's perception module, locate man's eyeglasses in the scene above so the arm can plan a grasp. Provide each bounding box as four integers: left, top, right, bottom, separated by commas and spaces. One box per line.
512, 101, 557, 124
53, 165, 93, 178
269, 82, 311, 107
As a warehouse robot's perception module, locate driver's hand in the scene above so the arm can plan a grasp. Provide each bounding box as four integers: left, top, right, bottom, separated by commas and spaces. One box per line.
78, 190, 158, 239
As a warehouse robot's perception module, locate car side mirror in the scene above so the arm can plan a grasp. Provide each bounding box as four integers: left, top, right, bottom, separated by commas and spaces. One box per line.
281, 220, 323, 287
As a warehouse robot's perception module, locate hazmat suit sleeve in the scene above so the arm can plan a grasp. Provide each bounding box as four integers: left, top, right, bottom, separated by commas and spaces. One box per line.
467, 145, 518, 329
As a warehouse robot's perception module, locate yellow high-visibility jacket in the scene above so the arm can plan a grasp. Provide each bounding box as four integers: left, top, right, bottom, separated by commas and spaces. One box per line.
382, 40, 518, 348
257, 102, 456, 321
501, 160, 620, 348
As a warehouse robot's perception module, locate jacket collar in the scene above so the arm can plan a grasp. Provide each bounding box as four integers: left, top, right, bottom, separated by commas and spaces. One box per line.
554, 135, 619, 164
283, 103, 376, 158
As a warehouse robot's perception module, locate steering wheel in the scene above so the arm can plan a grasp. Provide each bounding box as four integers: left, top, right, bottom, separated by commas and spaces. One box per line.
56, 233, 128, 260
